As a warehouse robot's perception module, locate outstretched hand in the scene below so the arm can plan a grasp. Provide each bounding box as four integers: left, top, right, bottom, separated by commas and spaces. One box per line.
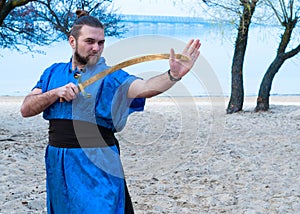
169, 39, 201, 79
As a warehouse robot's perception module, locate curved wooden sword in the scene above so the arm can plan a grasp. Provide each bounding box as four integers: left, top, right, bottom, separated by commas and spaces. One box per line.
60, 53, 189, 102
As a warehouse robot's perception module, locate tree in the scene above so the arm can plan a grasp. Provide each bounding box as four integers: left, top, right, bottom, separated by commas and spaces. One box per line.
226, 0, 259, 114
0, 0, 125, 52
34, 0, 126, 40
199, 0, 259, 113
0, 0, 42, 51
255, 0, 300, 111
0, 0, 32, 26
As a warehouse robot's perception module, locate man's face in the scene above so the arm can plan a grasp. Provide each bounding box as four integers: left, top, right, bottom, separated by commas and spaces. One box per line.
71, 25, 105, 66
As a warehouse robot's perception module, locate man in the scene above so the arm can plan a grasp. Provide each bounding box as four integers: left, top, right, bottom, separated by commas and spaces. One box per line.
20, 10, 200, 214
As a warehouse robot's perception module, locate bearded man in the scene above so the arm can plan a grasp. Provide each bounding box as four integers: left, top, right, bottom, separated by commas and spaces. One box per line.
20, 9, 200, 214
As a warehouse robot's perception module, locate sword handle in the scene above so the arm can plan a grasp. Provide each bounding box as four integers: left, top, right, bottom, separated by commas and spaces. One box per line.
59, 83, 90, 102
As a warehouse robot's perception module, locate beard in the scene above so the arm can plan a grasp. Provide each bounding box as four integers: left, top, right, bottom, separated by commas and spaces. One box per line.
74, 46, 100, 66
74, 50, 89, 66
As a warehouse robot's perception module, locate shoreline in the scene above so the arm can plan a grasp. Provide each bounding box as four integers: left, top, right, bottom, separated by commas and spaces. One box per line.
2, 94, 300, 105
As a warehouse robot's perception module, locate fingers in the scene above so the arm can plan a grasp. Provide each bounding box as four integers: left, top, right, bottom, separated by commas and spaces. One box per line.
188, 39, 201, 54
59, 83, 79, 102
183, 39, 194, 54
185, 39, 201, 64
169, 48, 175, 62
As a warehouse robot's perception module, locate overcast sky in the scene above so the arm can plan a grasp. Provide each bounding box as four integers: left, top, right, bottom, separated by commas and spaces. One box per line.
111, 0, 194, 16
0, 0, 298, 96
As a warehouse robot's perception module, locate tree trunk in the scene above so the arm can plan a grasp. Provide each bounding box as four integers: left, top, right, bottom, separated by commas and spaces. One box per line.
226, 44, 245, 114
226, 1, 257, 114
255, 16, 300, 112
255, 57, 284, 111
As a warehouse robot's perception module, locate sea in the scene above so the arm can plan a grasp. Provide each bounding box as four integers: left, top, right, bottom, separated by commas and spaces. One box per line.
0, 15, 299, 97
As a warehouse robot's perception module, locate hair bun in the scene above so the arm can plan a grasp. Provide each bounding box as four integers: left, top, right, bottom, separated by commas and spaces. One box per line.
76, 9, 89, 18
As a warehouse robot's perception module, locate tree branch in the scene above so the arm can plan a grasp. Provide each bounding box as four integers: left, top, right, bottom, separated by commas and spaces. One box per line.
266, 0, 284, 24
283, 43, 300, 60
11, 0, 32, 7
289, 0, 294, 19
280, 0, 289, 22
0, 0, 34, 26
0, 0, 6, 10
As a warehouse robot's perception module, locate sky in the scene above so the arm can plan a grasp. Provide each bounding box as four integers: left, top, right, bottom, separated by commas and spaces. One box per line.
0, 0, 199, 96
0, 0, 299, 96
111, 0, 194, 16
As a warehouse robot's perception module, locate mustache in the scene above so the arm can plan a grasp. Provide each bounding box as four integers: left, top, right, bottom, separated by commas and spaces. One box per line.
88, 51, 100, 57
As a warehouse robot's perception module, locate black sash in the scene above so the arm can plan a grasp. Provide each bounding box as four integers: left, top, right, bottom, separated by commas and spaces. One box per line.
48, 119, 116, 148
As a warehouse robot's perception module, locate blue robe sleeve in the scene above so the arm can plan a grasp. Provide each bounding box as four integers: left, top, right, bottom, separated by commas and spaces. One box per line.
111, 75, 145, 132
93, 69, 145, 132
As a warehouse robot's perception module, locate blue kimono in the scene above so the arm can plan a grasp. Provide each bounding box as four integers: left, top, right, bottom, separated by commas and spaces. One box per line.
34, 57, 145, 213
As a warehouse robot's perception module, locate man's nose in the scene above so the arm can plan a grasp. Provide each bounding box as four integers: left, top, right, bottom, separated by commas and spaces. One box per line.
92, 43, 100, 52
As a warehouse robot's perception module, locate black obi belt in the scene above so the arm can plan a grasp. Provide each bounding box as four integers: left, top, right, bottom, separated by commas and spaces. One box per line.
49, 119, 116, 148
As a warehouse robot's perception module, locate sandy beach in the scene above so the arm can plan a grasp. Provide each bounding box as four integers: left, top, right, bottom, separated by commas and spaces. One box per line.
0, 95, 299, 213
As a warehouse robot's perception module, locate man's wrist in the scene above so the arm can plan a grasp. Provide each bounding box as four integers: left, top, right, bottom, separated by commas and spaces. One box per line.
167, 69, 181, 82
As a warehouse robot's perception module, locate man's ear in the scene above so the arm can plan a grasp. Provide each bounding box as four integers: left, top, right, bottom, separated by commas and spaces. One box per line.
69, 35, 76, 49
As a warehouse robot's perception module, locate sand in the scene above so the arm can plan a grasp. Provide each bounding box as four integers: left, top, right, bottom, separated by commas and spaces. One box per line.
0, 96, 299, 213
